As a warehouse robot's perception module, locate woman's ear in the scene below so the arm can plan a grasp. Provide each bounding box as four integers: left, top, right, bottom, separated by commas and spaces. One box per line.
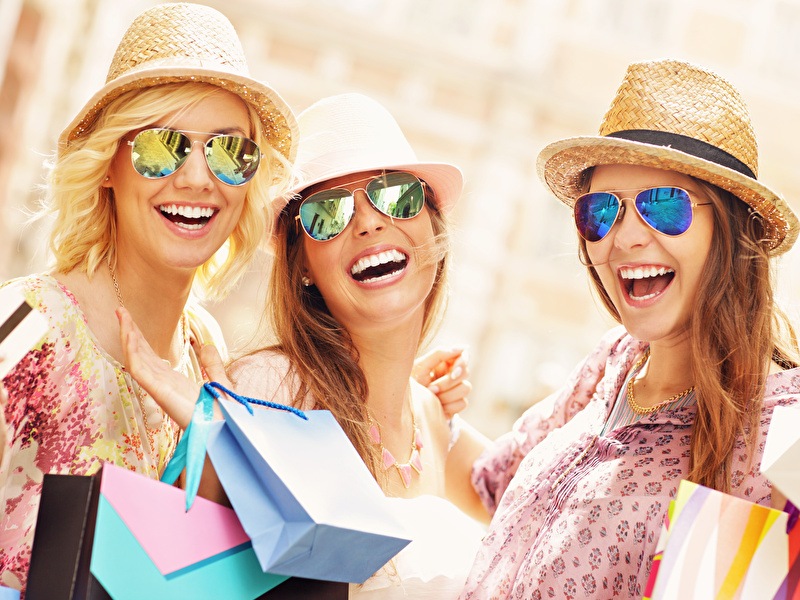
101, 174, 113, 188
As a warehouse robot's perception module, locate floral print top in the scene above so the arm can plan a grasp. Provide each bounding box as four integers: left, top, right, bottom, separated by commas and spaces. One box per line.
461, 327, 800, 600
0, 274, 225, 594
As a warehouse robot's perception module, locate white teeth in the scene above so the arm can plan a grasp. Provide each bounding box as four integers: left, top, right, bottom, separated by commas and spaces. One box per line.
174, 222, 204, 231
159, 204, 215, 219
631, 291, 660, 301
619, 266, 674, 280
361, 272, 400, 284
351, 249, 406, 276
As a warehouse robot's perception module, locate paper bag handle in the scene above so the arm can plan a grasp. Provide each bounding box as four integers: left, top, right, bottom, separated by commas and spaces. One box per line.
161, 382, 307, 511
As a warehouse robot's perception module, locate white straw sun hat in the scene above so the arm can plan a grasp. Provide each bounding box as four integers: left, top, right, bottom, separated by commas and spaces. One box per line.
59, 2, 297, 163
276, 93, 463, 215
537, 59, 798, 255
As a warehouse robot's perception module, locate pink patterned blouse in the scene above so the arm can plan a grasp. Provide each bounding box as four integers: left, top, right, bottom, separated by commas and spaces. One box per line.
0, 274, 224, 594
461, 327, 800, 600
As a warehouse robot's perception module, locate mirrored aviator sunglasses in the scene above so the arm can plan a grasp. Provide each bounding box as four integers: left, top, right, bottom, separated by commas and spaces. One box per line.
574, 186, 712, 242
296, 172, 426, 241
128, 128, 261, 186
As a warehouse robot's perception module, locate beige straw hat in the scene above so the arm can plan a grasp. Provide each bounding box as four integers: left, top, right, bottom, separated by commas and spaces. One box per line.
59, 2, 297, 162
537, 59, 798, 255
276, 93, 463, 215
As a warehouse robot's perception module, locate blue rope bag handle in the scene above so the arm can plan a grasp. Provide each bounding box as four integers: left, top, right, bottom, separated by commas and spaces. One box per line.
162, 381, 307, 511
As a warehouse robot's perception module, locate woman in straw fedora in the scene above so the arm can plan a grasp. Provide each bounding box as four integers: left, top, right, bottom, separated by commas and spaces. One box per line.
460, 59, 800, 599
0, 3, 298, 593
119, 92, 490, 598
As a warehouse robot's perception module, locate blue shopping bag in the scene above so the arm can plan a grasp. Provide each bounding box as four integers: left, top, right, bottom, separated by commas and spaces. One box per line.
167, 383, 410, 585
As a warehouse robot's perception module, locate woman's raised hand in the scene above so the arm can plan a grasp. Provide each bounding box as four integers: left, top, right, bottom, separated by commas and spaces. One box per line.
412, 347, 472, 419
117, 307, 200, 429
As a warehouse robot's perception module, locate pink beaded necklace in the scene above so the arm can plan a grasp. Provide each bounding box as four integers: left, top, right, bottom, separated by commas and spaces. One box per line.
368, 398, 424, 488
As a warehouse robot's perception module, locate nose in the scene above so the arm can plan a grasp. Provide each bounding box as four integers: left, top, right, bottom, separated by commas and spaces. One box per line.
350, 190, 386, 237
172, 139, 214, 191
611, 198, 652, 250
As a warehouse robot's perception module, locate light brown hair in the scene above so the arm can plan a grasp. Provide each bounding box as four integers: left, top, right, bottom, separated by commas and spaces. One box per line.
263, 185, 450, 483
579, 173, 799, 491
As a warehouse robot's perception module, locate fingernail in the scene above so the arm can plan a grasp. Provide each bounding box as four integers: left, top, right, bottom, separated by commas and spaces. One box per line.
450, 365, 463, 380
428, 385, 439, 394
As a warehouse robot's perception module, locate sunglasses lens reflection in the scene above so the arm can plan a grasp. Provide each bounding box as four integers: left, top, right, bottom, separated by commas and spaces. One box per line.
205, 135, 261, 185
366, 172, 425, 220
130, 129, 188, 179
575, 192, 620, 242
635, 187, 693, 236
299, 191, 356, 241
130, 129, 260, 185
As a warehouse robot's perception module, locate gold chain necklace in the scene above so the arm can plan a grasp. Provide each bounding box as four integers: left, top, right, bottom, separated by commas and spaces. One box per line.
108, 260, 187, 454
368, 392, 423, 489
626, 349, 694, 415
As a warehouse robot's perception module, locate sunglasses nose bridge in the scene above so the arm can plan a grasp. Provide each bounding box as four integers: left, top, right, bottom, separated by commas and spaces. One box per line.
173, 136, 216, 184
351, 189, 388, 234
618, 196, 640, 225
615, 195, 651, 231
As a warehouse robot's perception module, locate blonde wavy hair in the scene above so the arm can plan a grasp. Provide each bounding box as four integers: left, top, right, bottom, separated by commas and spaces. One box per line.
41, 82, 290, 301
256, 187, 451, 483
578, 171, 800, 492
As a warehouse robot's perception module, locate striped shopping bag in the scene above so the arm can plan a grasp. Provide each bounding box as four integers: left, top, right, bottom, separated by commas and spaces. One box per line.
643, 479, 797, 600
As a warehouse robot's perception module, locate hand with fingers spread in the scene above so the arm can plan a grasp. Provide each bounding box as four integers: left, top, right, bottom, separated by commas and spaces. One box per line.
412, 347, 472, 419
117, 307, 230, 505
117, 307, 205, 430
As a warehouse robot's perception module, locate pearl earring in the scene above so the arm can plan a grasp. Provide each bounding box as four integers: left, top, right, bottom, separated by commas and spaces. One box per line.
301, 276, 312, 287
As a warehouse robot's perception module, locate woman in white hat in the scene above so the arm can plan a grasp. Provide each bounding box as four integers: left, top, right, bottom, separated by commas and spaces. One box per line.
0, 3, 297, 593
461, 60, 800, 599
119, 92, 490, 598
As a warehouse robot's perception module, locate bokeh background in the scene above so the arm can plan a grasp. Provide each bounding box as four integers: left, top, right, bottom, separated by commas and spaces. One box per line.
2, 0, 799, 439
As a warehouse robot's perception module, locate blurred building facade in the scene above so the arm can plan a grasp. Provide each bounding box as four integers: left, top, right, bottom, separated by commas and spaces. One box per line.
2, 0, 799, 438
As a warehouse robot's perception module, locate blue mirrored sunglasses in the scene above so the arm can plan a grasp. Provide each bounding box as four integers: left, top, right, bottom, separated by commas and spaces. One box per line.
574, 186, 712, 242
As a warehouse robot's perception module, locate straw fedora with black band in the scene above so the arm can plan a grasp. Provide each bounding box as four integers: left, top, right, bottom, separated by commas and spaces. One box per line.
537, 59, 798, 255
59, 2, 297, 165
276, 93, 463, 219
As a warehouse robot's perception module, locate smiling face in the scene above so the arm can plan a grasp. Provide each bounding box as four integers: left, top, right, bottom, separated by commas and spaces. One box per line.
105, 88, 252, 273
584, 164, 715, 345
299, 170, 439, 335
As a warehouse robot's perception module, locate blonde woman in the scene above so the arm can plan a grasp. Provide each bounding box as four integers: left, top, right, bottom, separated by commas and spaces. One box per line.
0, 4, 296, 593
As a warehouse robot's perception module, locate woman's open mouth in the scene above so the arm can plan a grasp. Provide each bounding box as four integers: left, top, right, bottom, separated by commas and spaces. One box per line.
158, 204, 217, 231
620, 265, 675, 301
350, 249, 408, 284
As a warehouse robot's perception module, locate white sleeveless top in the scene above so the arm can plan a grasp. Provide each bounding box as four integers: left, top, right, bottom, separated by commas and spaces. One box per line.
350, 495, 485, 599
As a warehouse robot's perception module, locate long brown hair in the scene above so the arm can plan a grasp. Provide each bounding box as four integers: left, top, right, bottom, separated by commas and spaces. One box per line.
579, 174, 799, 492
265, 184, 451, 481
